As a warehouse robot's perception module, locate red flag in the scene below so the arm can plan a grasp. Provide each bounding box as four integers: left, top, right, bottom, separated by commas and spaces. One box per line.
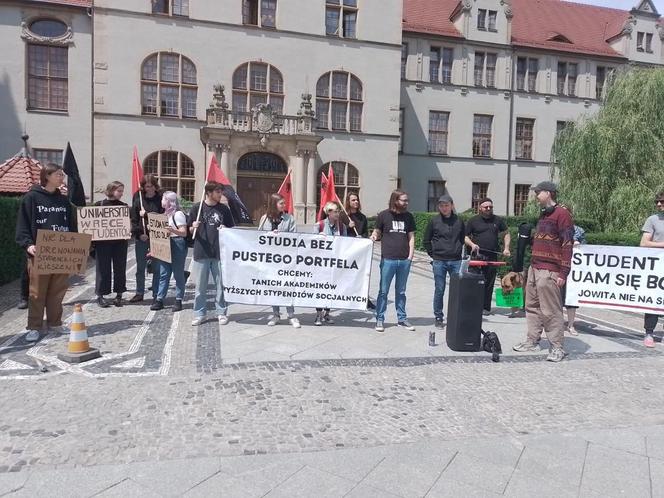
317, 171, 328, 221
131, 146, 143, 195
206, 154, 230, 185
277, 170, 293, 214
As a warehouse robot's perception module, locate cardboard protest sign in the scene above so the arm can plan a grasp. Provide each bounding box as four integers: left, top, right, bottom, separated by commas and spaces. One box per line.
147, 213, 172, 264
220, 229, 373, 310
565, 245, 664, 313
34, 230, 92, 275
77, 205, 131, 241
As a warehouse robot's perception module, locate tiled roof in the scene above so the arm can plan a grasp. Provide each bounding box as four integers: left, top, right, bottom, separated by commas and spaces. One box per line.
403, 0, 634, 58
0, 153, 42, 195
26, 0, 91, 7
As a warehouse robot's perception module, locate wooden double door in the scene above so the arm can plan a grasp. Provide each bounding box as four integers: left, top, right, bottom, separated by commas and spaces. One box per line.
237, 176, 285, 225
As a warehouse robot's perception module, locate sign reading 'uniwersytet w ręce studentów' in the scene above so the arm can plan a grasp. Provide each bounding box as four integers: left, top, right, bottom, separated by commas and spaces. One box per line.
77, 205, 131, 241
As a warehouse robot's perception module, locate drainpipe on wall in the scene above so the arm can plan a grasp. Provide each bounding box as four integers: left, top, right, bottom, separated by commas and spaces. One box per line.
506, 47, 516, 216
89, 3, 95, 202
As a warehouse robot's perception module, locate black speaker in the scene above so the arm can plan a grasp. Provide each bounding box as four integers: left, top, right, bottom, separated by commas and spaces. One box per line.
446, 272, 485, 352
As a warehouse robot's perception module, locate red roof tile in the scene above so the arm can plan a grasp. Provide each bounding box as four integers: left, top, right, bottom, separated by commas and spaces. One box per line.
27, 0, 91, 8
403, 0, 462, 38
0, 154, 42, 195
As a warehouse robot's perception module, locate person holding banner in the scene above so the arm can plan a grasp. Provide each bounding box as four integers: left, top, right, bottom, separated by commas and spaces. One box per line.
559, 206, 586, 337
513, 181, 573, 362
129, 174, 163, 303
371, 190, 417, 332
313, 201, 348, 326
188, 182, 235, 326
15, 164, 77, 342
344, 193, 376, 310
151, 192, 189, 312
94, 181, 129, 308
640, 191, 664, 348
257, 193, 301, 328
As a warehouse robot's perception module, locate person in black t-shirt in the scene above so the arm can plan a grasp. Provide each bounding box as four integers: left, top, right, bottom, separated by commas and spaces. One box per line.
370, 189, 416, 332
188, 182, 235, 326
344, 193, 375, 310
464, 197, 511, 314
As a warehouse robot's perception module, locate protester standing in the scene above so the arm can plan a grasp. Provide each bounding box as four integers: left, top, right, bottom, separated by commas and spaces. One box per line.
188, 182, 235, 326
640, 191, 664, 347
94, 181, 129, 308
129, 174, 162, 303
422, 194, 465, 329
464, 197, 511, 315
313, 202, 348, 326
513, 181, 574, 362
560, 206, 586, 336
344, 192, 375, 310
152, 191, 188, 312
15, 164, 77, 341
258, 193, 301, 328
371, 189, 416, 332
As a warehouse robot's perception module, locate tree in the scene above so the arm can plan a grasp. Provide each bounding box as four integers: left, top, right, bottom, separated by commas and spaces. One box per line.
552, 69, 664, 232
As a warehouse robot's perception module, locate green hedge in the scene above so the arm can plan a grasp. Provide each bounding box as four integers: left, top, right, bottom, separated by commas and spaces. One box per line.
0, 196, 24, 285
585, 232, 641, 247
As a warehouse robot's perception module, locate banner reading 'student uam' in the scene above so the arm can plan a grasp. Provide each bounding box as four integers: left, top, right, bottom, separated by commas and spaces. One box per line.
220, 229, 373, 310
565, 245, 664, 313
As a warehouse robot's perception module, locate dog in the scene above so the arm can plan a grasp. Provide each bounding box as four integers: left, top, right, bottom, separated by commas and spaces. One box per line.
501, 271, 524, 294
481, 329, 502, 362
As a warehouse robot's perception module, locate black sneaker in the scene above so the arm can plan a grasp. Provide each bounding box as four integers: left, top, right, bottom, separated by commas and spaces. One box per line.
173, 300, 183, 312
367, 300, 376, 310
16, 299, 28, 310
114, 294, 123, 307
97, 296, 110, 308
150, 299, 164, 311
435, 318, 444, 329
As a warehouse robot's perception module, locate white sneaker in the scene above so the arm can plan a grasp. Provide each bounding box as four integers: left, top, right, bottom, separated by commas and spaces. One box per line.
267, 314, 280, 326
218, 315, 229, 326
289, 317, 301, 329
191, 316, 205, 326
25, 329, 40, 342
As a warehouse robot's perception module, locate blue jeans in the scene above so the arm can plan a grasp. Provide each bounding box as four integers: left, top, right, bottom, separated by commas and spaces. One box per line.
192, 258, 227, 318
272, 306, 294, 317
375, 258, 411, 322
135, 238, 159, 298
157, 237, 187, 301
432, 260, 462, 320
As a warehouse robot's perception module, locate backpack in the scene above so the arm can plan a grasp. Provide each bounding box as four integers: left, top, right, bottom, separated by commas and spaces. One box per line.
171, 210, 194, 248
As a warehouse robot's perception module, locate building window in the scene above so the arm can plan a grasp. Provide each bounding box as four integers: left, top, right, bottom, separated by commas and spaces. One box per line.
242, 0, 277, 27
232, 61, 284, 114
637, 32, 645, 52
141, 52, 197, 118
143, 150, 195, 202
399, 108, 405, 152
477, 9, 486, 30
326, 0, 357, 39
427, 180, 446, 212
472, 115, 492, 157
27, 43, 68, 111
513, 184, 530, 216
315, 71, 363, 132
401, 43, 408, 79
441, 48, 453, 84
557, 62, 577, 97
430, 47, 440, 83
33, 148, 63, 165
488, 10, 497, 31
316, 161, 360, 206
515, 118, 535, 160
596, 66, 606, 100
475, 52, 496, 88
472, 182, 489, 213
646, 33, 654, 53
430, 47, 453, 84
428, 111, 449, 155
151, 0, 189, 17
516, 57, 538, 92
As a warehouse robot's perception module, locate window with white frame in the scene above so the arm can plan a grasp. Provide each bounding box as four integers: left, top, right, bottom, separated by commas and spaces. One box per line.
26, 19, 69, 111
515, 118, 535, 160
596, 66, 607, 100
428, 111, 449, 155
477, 9, 487, 30
488, 10, 497, 31
315, 71, 363, 132
516, 57, 538, 92
430, 47, 454, 84
143, 150, 195, 201
33, 148, 63, 166
646, 33, 654, 53
472, 182, 489, 213
430, 47, 440, 83
151, 0, 189, 16
232, 62, 284, 114
325, 0, 357, 39
242, 0, 277, 27
474, 52, 497, 88
427, 181, 446, 212
141, 52, 197, 118
472, 114, 492, 158
513, 184, 530, 216
316, 161, 360, 206
557, 62, 577, 97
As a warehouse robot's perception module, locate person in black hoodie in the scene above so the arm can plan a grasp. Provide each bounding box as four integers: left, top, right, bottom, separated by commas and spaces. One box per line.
94, 181, 129, 308
129, 174, 163, 303
343, 192, 375, 310
15, 163, 77, 342
423, 194, 465, 329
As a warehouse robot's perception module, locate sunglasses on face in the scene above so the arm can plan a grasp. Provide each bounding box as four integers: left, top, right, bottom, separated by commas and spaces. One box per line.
656, 199, 664, 205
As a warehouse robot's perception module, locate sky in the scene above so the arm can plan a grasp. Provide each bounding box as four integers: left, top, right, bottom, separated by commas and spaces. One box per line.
572, 0, 664, 11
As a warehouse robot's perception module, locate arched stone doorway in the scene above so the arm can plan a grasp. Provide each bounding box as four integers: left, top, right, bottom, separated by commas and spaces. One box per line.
236, 152, 287, 224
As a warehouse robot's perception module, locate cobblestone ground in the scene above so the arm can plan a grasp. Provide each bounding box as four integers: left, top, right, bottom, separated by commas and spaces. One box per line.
1, 248, 663, 496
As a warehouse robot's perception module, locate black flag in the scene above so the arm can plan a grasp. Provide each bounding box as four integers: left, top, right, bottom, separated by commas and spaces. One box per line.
221, 185, 252, 224
62, 142, 86, 206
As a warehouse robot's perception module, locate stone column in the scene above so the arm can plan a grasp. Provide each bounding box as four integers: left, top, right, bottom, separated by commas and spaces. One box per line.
219, 144, 231, 178
305, 153, 317, 223
294, 149, 307, 224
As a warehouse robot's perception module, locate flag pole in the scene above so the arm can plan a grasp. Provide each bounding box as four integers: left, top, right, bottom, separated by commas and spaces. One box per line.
192, 154, 211, 240
335, 195, 359, 237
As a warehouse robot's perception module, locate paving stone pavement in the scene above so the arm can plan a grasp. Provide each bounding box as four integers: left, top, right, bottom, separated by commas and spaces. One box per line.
1, 244, 663, 496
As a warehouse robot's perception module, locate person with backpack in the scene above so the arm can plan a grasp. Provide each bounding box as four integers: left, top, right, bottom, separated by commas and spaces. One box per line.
152, 191, 188, 312
258, 193, 300, 328
94, 181, 129, 308
313, 201, 347, 326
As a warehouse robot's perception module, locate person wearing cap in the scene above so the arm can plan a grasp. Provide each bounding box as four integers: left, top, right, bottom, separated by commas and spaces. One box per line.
640, 191, 664, 347
464, 197, 511, 315
513, 181, 574, 362
423, 194, 465, 329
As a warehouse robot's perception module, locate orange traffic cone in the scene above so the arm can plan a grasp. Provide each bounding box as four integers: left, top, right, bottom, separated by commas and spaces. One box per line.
58, 303, 101, 363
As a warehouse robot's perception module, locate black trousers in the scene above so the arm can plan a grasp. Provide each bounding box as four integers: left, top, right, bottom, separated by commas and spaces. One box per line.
645, 313, 661, 333
95, 240, 128, 296
480, 265, 497, 312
